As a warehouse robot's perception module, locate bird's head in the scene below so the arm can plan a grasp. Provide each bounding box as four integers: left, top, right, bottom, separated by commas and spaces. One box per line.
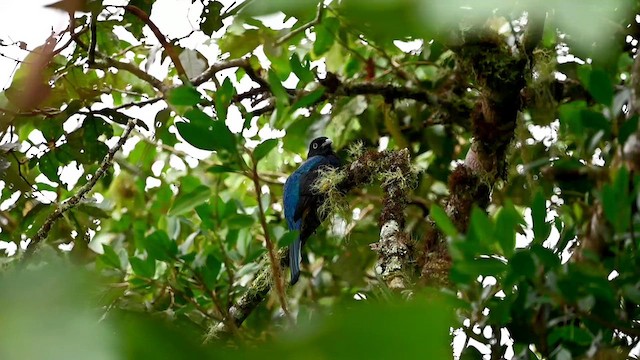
307, 136, 334, 157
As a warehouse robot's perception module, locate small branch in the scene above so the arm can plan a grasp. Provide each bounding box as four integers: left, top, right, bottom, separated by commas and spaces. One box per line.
75, 37, 167, 93
249, 153, 291, 321
275, 2, 324, 46
122, 5, 188, 82
23, 120, 137, 258
191, 58, 250, 86
88, 12, 97, 64
205, 249, 286, 340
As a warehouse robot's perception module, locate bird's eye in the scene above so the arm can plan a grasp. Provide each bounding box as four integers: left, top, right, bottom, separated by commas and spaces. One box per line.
312, 143, 318, 149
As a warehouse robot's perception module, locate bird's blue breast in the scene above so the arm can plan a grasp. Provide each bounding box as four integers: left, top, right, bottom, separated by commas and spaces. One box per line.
283, 156, 325, 231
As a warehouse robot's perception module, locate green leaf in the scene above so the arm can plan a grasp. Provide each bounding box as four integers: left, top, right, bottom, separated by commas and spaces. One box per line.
100, 244, 122, 270
206, 164, 240, 174
268, 69, 290, 105
167, 85, 201, 106
38, 151, 60, 183
253, 139, 278, 162
468, 207, 493, 246
200, 255, 222, 289
278, 230, 299, 247
291, 88, 325, 112
169, 185, 211, 217
290, 53, 314, 84
619, 115, 639, 144
201, 1, 224, 36
548, 325, 593, 346
456, 257, 507, 277
184, 108, 211, 127
578, 67, 613, 106
175, 119, 236, 153
510, 250, 535, 279
601, 167, 631, 232
219, 29, 262, 58
142, 230, 178, 262
129, 256, 156, 278
214, 77, 235, 121
430, 204, 457, 237
495, 201, 521, 257
531, 191, 550, 244
313, 17, 339, 56
580, 110, 610, 135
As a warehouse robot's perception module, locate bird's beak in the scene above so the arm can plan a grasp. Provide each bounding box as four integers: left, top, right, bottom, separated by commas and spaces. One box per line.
322, 138, 333, 147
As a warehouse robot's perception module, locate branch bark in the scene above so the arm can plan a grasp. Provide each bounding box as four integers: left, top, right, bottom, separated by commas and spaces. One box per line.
24, 120, 137, 258
420, 24, 544, 284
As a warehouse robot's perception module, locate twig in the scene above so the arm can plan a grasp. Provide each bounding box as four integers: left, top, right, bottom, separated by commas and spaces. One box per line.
121, 5, 188, 82
275, 2, 324, 46
23, 120, 137, 258
191, 58, 249, 86
205, 248, 286, 340
74, 37, 167, 93
249, 152, 292, 322
88, 12, 97, 64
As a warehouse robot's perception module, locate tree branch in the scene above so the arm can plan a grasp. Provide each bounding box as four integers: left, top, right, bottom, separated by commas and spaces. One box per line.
23, 120, 138, 258
122, 5, 188, 82
420, 29, 530, 284
275, 2, 324, 46
74, 37, 168, 93
191, 58, 250, 86
249, 153, 291, 321
205, 248, 286, 340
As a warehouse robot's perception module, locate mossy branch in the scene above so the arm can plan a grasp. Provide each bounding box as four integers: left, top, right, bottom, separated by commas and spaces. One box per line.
317, 145, 419, 289
205, 248, 286, 341
23, 120, 137, 259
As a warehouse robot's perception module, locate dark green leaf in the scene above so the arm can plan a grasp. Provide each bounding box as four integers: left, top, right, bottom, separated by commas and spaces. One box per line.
142, 230, 178, 262
495, 201, 520, 257
579, 67, 613, 106
291, 88, 325, 112
129, 256, 156, 278
267, 69, 290, 105
619, 115, 639, 144
278, 230, 299, 247
200, 255, 222, 289
313, 17, 339, 56
100, 244, 122, 270
456, 257, 508, 277
39, 151, 60, 183
214, 77, 235, 121
201, 1, 224, 36
468, 207, 493, 246
548, 325, 592, 346
531, 191, 550, 244
290, 53, 314, 84
253, 139, 278, 162
431, 204, 457, 237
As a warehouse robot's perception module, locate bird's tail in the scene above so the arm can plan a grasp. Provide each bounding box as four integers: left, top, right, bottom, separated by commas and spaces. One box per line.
289, 237, 302, 284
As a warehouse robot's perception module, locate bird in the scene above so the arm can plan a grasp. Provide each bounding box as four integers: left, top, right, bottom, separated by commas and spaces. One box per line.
283, 137, 340, 284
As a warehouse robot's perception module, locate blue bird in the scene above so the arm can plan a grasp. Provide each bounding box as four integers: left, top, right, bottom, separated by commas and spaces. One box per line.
283, 137, 340, 284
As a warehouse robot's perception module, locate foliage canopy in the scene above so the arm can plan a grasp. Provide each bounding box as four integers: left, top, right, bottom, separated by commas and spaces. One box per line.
1, 0, 640, 358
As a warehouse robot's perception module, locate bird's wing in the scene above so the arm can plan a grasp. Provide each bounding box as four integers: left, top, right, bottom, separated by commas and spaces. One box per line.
284, 156, 324, 230
293, 155, 337, 222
